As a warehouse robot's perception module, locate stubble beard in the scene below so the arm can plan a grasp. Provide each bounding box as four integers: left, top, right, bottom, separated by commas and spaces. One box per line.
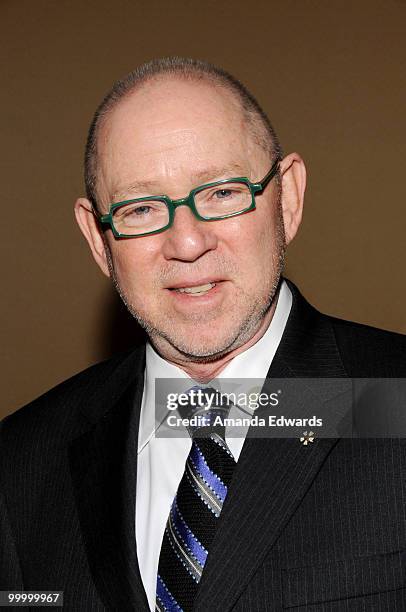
103, 210, 286, 363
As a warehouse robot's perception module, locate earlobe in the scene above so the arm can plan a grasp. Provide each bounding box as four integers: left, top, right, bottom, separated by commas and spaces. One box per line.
279, 153, 306, 245
74, 198, 111, 277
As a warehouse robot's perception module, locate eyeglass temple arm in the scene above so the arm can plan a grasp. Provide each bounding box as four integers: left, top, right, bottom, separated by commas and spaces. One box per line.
95, 207, 111, 224
91, 205, 113, 231
252, 158, 281, 192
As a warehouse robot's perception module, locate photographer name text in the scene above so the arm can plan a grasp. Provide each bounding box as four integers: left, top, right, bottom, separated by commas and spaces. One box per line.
167, 414, 323, 428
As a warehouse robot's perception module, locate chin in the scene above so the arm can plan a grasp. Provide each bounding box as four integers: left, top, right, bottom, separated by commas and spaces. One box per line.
146, 318, 238, 360
169, 329, 234, 359
159, 313, 264, 362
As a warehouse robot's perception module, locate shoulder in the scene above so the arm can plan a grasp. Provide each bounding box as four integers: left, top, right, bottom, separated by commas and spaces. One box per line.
284, 278, 406, 377
0, 347, 143, 449
327, 314, 406, 376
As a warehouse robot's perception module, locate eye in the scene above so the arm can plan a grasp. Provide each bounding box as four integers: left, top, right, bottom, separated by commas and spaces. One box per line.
116, 204, 153, 219
128, 205, 151, 216
214, 188, 234, 199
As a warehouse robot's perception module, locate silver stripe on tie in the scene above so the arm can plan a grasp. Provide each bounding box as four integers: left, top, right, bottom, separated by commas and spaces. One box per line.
186, 459, 223, 517
210, 432, 235, 458
167, 511, 203, 582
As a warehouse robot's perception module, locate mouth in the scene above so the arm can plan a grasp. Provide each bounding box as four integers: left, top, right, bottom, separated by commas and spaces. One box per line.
174, 282, 216, 296
167, 279, 221, 297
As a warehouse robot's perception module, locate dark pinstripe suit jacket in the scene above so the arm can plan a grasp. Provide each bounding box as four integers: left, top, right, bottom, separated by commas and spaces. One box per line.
1, 280, 406, 611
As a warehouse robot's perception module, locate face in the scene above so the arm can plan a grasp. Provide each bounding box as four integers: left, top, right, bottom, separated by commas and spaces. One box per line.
76, 77, 304, 363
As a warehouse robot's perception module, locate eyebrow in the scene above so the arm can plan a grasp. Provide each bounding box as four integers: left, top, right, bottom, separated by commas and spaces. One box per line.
111, 163, 249, 202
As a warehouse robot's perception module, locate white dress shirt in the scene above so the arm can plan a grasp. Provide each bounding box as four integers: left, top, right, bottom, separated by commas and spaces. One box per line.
135, 280, 292, 611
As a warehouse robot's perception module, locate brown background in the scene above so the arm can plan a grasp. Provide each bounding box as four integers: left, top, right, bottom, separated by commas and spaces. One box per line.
1, 0, 405, 419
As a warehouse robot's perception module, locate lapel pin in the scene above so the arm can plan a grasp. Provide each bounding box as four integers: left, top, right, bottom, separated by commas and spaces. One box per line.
300, 431, 315, 445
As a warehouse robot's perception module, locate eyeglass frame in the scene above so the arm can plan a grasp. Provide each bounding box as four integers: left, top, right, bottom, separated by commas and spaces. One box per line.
95, 157, 281, 238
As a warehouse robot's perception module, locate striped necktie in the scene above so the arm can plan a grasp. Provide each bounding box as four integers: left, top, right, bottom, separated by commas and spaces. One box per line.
156, 386, 237, 612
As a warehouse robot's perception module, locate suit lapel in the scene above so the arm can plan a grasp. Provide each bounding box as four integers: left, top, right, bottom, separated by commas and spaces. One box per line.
194, 280, 351, 611
68, 347, 150, 612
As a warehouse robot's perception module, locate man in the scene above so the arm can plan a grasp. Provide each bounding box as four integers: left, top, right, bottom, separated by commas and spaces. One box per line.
1, 58, 405, 611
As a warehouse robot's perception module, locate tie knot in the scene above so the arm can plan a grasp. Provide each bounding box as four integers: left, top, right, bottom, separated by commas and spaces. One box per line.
177, 386, 232, 440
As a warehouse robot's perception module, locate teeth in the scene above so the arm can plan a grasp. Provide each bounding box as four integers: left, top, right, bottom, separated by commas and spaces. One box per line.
177, 282, 216, 294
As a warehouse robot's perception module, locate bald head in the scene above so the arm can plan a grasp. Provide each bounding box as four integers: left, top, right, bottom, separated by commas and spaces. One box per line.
84, 57, 282, 210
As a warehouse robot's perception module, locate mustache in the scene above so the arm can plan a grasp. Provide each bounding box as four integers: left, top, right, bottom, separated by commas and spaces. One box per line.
157, 253, 239, 286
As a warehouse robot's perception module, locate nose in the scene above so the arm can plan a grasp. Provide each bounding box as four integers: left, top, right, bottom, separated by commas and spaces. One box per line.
161, 203, 218, 262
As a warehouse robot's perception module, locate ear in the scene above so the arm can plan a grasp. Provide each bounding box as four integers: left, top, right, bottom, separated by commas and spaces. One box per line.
279, 152, 306, 245
74, 198, 111, 277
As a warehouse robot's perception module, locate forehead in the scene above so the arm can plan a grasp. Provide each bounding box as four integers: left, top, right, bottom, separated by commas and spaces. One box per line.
97, 77, 257, 199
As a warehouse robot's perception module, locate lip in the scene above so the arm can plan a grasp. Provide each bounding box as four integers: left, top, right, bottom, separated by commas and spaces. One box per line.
165, 277, 225, 290
167, 281, 224, 303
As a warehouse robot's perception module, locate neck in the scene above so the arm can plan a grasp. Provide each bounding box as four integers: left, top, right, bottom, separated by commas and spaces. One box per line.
151, 299, 278, 383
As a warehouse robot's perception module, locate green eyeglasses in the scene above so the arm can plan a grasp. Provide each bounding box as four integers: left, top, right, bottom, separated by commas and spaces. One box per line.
96, 158, 280, 238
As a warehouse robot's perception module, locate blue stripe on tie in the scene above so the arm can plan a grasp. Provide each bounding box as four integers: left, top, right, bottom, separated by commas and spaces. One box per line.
189, 441, 228, 502
171, 501, 208, 568
156, 574, 183, 611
